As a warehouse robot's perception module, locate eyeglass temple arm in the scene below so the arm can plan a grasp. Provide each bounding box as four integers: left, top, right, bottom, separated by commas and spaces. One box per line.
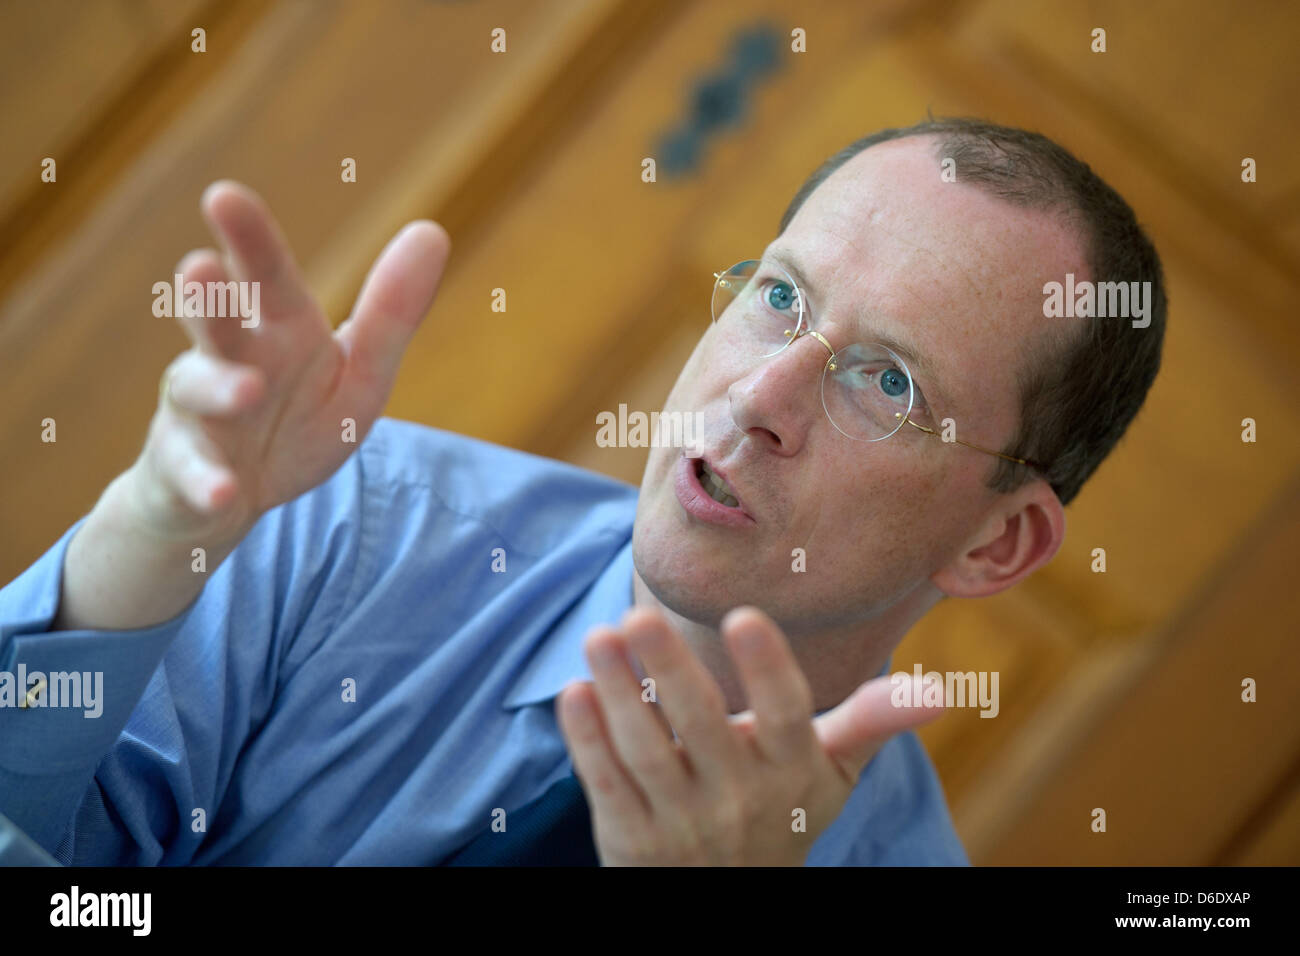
894, 413, 1037, 468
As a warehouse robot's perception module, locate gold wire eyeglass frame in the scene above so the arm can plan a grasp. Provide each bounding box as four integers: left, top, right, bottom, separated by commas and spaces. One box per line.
712, 260, 1042, 470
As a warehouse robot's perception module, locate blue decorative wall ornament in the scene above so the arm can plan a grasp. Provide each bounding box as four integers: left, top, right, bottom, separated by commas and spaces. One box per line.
654, 23, 783, 178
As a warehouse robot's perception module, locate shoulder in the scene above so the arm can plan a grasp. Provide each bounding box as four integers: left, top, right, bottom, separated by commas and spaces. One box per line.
250, 416, 639, 599
352, 418, 639, 556
265, 417, 638, 669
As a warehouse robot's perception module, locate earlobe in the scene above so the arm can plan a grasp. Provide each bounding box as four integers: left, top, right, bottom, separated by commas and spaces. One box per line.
930, 483, 1066, 599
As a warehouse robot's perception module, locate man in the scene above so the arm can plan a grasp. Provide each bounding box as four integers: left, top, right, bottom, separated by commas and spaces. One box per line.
0, 118, 1164, 865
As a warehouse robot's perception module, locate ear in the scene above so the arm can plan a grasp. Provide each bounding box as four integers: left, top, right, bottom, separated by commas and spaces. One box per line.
930, 479, 1066, 599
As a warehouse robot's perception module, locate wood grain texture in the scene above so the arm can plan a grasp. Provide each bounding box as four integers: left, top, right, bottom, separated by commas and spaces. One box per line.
1, 0, 1296, 864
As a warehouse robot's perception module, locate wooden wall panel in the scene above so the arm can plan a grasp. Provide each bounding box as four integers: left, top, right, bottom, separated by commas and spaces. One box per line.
0, 0, 618, 582
529, 3, 1300, 856
955, 0, 1300, 216
1, 0, 1295, 865
0, 0, 204, 225
939, 0, 1300, 395
0, 0, 272, 307
978, 479, 1300, 865
1230, 760, 1300, 865
384, 0, 919, 451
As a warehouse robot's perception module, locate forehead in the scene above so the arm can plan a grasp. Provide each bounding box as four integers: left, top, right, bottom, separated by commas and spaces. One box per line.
775, 136, 1084, 420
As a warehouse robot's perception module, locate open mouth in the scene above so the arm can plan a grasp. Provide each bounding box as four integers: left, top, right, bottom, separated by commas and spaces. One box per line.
695, 458, 740, 508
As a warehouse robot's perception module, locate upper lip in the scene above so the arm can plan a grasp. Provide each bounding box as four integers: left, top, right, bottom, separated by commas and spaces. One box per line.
691, 452, 753, 518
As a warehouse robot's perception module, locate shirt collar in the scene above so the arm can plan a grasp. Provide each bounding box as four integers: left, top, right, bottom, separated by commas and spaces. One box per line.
502, 536, 636, 710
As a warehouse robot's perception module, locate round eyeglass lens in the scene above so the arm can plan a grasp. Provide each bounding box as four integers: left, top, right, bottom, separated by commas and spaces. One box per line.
821, 342, 915, 441
711, 259, 808, 358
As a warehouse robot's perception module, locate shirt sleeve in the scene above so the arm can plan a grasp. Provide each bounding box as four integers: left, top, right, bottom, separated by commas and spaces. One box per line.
0, 452, 366, 864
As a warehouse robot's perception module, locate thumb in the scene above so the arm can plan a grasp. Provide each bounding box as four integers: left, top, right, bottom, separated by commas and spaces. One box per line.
814, 672, 948, 781
338, 220, 451, 387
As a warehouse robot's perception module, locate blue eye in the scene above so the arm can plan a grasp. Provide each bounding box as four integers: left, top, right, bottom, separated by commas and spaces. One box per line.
766, 281, 796, 313
879, 368, 908, 397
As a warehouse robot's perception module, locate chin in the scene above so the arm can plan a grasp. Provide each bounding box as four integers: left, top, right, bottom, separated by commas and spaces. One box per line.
631, 516, 743, 629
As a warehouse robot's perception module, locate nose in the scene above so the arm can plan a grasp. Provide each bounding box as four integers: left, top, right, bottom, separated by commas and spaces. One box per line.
727, 328, 836, 455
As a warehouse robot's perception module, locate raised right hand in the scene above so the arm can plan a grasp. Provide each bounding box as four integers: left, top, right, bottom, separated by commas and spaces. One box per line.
129, 180, 450, 547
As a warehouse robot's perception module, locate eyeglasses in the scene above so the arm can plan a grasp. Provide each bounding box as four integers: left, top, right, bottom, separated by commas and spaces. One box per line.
711, 257, 1039, 468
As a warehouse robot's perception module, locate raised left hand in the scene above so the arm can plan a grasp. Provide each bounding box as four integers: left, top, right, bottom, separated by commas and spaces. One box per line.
556, 605, 947, 866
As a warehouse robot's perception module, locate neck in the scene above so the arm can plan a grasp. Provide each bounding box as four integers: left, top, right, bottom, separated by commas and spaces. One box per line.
630, 568, 939, 714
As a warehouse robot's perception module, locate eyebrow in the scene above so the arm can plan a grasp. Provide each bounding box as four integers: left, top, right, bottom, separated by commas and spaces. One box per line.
763, 246, 951, 412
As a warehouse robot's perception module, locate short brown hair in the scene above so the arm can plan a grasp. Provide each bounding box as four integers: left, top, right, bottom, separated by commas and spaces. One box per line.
779, 118, 1166, 506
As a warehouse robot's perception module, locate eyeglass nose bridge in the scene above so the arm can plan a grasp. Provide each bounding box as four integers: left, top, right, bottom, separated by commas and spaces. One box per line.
784, 325, 839, 371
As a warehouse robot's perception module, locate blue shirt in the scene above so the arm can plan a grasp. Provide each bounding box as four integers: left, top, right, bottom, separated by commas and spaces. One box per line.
0, 419, 969, 865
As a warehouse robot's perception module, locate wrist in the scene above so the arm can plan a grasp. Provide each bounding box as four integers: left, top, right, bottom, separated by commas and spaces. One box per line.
112, 461, 254, 556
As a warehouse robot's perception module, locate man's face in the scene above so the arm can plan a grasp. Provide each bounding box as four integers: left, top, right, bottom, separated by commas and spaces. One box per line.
632, 136, 1083, 637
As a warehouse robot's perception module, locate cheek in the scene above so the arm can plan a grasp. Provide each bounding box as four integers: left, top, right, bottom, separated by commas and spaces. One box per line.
653, 363, 709, 447
894, 458, 991, 570
805, 453, 952, 576
642, 346, 710, 467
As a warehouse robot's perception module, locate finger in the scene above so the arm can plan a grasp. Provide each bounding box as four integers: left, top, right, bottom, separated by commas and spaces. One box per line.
200, 180, 313, 318
171, 248, 248, 357
622, 607, 743, 781
721, 606, 817, 764
556, 682, 651, 826
150, 415, 240, 514
583, 625, 691, 808
336, 220, 449, 389
814, 673, 947, 783
166, 349, 267, 418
